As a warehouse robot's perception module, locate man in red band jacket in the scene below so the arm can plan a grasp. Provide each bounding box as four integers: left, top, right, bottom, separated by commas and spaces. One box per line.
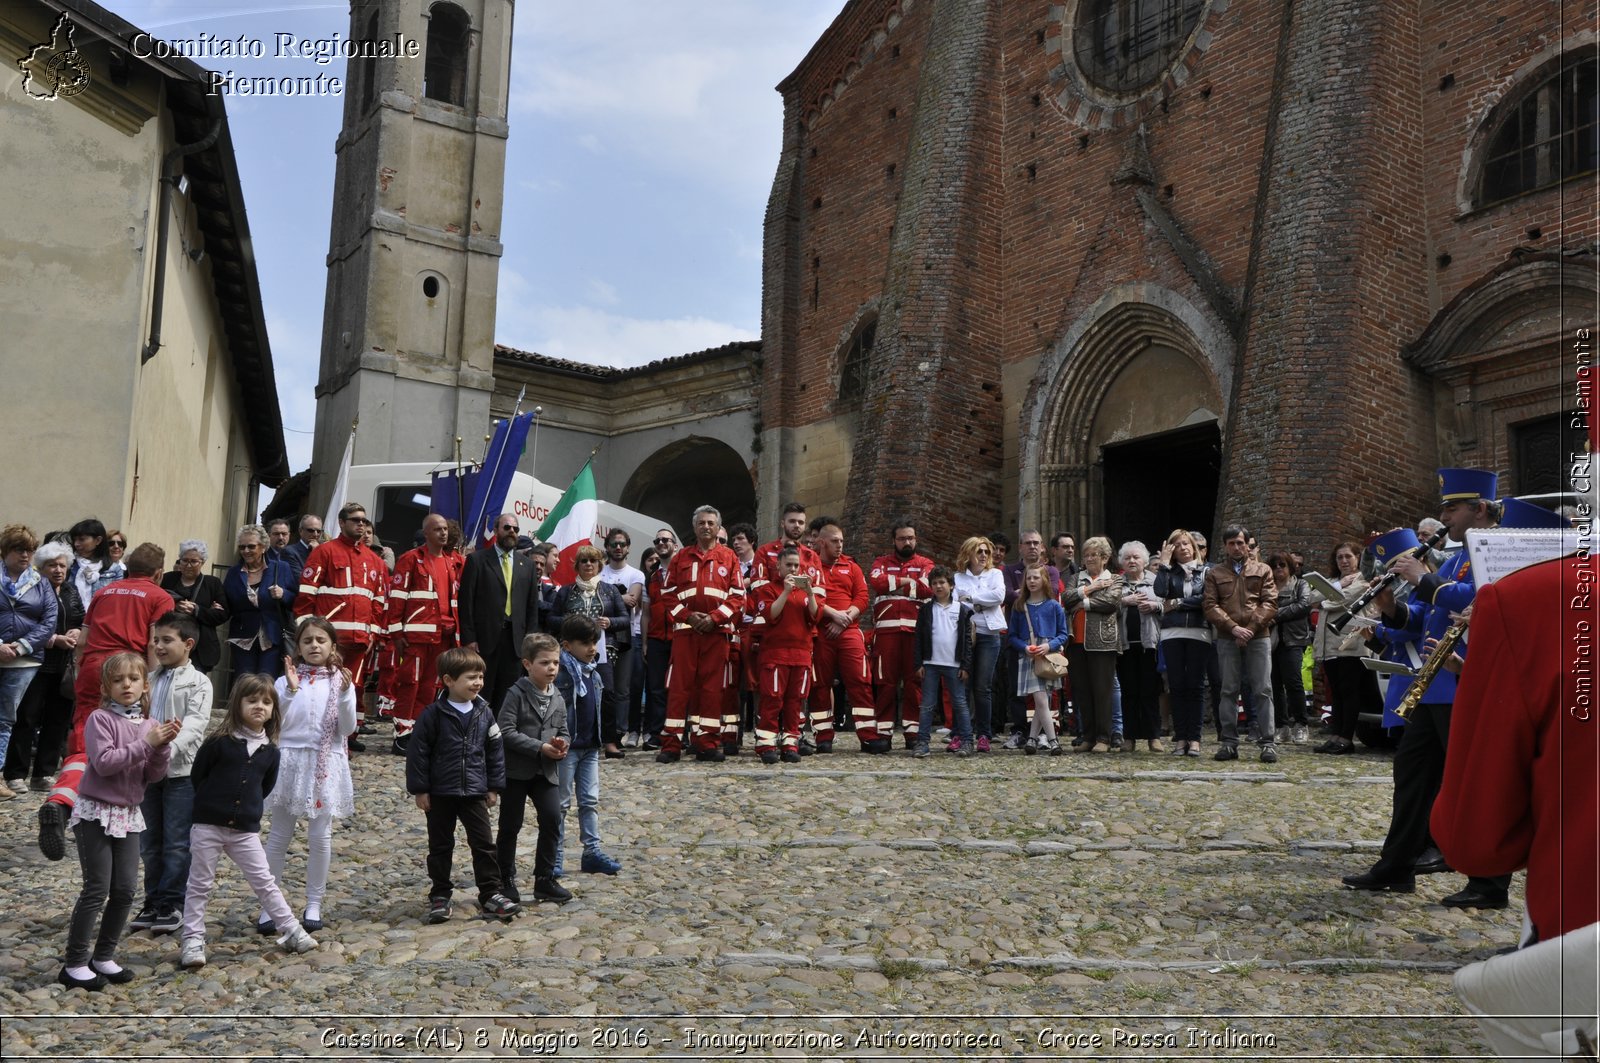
810, 518, 879, 751
386, 514, 464, 750
867, 519, 936, 748
658, 506, 745, 763
294, 502, 388, 686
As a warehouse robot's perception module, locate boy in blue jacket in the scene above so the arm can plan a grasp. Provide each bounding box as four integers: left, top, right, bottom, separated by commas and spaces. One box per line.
406, 648, 520, 923
554, 615, 622, 878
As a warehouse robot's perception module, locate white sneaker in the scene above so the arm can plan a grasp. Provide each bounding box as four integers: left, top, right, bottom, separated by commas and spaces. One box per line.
1002, 733, 1025, 750
624, 731, 640, 748
4, 778, 26, 794
278, 924, 318, 954
179, 937, 206, 968
1293, 725, 1310, 744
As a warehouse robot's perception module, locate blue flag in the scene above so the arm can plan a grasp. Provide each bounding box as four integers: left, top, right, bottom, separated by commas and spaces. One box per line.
429, 467, 480, 523
464, 410, 536, 544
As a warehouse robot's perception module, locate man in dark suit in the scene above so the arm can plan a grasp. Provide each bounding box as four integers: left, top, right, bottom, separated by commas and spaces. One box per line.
458, 512, 541, 711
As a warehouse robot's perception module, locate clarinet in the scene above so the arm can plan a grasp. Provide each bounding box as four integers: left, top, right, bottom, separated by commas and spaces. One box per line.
1328, 527, 1450, 635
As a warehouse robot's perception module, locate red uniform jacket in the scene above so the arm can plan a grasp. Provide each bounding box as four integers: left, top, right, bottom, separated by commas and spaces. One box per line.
294, 535, 388, 646
818, 554, 870, 630
748, 540, 825, 626
752, 585, 818, 666
386, 547, 463, 644
867, 552, 936, 635
81, 577, 175, 658
1432, 553, 1599, 943
646, 567, 672, 642
663, 544, 745, 634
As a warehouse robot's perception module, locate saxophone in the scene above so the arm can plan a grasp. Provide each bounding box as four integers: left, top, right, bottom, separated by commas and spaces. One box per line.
1394, 614, 1470, 720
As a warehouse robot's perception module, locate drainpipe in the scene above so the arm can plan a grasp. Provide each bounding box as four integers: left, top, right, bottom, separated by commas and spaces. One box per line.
141, 118, 223, 363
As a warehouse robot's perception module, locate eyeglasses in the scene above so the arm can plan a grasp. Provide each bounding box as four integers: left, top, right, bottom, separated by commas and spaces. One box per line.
654, 537, 673, 545
975, 548, 990, 555
344, 516, 371, 526
499, 526, 520, 534
178, 557, 204, 565
108, 540, 126, 548
609, 541, 629, 549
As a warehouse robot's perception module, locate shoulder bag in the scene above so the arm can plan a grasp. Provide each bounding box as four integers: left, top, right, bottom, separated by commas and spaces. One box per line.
1024, 603, 1071, 680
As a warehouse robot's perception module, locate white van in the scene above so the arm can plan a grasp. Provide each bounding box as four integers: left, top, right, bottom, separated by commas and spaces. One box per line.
342, 463, 665, 556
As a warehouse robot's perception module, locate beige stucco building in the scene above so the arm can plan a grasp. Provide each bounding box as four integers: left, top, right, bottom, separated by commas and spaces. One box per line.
1, 0, 289, 557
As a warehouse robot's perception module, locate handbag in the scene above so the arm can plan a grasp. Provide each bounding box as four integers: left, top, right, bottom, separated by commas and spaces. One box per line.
1024, 602, 1071, 680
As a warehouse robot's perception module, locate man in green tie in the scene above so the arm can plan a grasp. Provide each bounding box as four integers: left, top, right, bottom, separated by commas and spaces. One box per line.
459, 514, 540, 712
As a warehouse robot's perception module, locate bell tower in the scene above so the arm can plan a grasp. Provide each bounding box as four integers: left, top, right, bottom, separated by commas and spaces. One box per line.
309, 0, 513, 508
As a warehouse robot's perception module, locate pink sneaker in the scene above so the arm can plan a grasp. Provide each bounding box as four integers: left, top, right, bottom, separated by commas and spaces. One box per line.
975, 735, 991, 753
945, 737, 963, 754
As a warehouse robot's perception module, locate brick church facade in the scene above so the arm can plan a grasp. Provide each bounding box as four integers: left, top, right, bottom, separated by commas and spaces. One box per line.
756, 0, 1597, 559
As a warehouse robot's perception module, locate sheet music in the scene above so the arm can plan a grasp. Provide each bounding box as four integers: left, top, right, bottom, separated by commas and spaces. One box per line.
1465, 528, 1580, 586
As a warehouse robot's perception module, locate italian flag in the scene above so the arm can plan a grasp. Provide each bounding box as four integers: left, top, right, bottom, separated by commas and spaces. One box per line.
536, 461, 599, 585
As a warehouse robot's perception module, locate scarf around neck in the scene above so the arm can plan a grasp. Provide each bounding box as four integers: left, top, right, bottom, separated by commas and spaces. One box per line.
1, 564, 40, 601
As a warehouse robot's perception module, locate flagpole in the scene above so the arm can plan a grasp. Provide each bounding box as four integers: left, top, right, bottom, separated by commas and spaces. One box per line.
453, 435, 464, 525
525, 406, 543, 525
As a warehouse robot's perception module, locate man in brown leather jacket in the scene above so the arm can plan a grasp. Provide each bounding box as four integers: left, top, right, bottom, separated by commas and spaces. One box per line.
1202, 526, 1279, 763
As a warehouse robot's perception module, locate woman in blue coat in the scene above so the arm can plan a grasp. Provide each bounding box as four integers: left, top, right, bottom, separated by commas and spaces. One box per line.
223, 524, 297, 679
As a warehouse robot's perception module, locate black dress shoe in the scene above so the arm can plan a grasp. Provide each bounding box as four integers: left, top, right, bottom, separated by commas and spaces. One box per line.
1413, 848, 1453, 875
347, 737, 367, 753
301, 911, 324, 932
1341, 869, 1416, 893
654, 750, 679, 764
256, 916, 277, 935
90, 961, 136, 984
1441, 887, 1509, 910
694, 747, 725, 763
57, 968, 106, 991
603, 745, 625, 759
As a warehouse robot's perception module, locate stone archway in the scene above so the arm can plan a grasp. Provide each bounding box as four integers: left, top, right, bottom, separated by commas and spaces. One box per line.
620, 437, 757, 539
1405, 254, 1600, 495
1022, 285, 1232, 541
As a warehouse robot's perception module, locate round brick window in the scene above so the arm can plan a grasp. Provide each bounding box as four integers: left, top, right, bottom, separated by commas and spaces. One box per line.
1074, 0, 1207, 95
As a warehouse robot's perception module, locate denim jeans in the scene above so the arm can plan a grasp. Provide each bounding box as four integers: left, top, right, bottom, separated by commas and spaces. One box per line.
0, 666, 40, 772
556, 746, 602, 874
1216, 636, 1274, 746
229, 643, 284, 681
140, 774, 195, 911
917, 664, 971, 745
644, 638, 670, 741
1110, 669, 1124, 739
607, 644, 634, 739
966, 632, 1001, 738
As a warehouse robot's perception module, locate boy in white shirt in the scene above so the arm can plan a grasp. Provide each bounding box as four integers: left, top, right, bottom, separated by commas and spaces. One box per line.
912, 568, 974, 758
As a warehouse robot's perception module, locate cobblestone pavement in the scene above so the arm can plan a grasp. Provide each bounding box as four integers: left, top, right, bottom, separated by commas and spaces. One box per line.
0, 730, 1516, 1059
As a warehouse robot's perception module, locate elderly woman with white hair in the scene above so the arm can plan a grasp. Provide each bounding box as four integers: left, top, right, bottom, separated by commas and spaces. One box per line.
160, 539, 230, 674
223, 524, 296, 680
1116, 540, 1165, 752
2, 540, 83, 795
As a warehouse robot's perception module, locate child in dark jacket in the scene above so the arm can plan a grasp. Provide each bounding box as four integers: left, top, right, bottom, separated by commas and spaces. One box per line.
406, 648, 519, 924
178, 674, 315, 969
913, 567, 975, 758
495, 633, 572, 904
554, 615, 621, 878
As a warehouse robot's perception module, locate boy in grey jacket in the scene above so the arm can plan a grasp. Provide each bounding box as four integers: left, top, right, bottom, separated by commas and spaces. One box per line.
131, 612, 213, 935
495, 633, 572, 904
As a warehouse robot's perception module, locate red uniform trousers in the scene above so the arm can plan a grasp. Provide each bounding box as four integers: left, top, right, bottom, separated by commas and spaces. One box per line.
872, 630, 922, 742
809, 627, 875, 745
374, 642, 402, 717
391, 640, 450, 738
338, 641, 374, 687
45, 652, 113, 810
756, 663, 810, 754
664, 630, 731, 754
720, 637, 748, 749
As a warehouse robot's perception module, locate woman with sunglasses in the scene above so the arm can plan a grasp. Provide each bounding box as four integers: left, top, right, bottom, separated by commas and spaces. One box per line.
223, 525, 297, 679
953, 536, 1005, 753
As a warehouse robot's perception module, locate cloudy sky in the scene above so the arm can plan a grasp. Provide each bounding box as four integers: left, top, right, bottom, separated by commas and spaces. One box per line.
113, 0, 844, 475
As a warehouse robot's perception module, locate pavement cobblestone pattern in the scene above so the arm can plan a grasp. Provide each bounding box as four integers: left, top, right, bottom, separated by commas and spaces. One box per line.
0, 732, 1515, 1059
